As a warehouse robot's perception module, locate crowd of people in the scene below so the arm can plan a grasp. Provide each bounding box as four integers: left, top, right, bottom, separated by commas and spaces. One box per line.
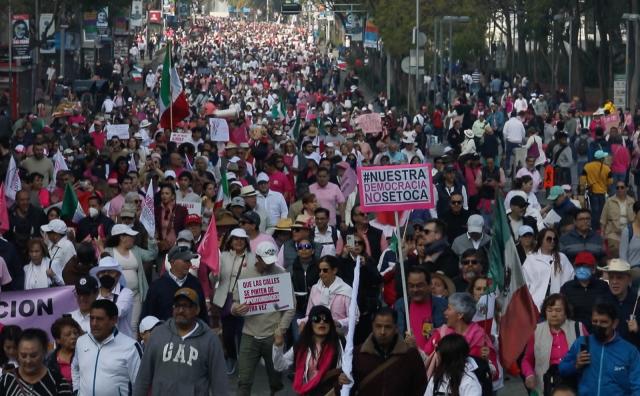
2, 14, 640, 396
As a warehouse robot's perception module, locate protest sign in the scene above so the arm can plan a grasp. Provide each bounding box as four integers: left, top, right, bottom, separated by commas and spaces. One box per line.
602, 114, 619, 133
176, 199, 203, 215
106, 124, 130, 140
238, 273, 294, 316
355, 113, 382, 134
209, 118, 230, 141
0, 286, 77, 338
357, 163, 435, 212
170, 132, 192, 144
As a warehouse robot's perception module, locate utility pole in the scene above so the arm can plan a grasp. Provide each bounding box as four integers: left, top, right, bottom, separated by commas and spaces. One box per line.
415, 0, 420, 109
8, 0, 13, 118
33, 0, 40, 105
60, 3, 66, 80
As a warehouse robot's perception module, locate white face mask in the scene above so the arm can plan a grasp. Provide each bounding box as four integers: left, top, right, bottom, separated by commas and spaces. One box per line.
89, 207, 99, 218
177, 242, 191, 248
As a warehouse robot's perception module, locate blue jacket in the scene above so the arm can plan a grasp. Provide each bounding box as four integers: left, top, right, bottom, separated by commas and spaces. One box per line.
559, 334, 640, 396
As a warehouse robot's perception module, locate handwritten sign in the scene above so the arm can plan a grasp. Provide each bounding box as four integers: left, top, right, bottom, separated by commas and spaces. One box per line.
176, 199, 202, 215
238, 273, 294, 316
602, 114, 619, 133
209, 118, 230, 142
355, 113, 382, 134
170, 132, 192, 144
357, 163, 435, 212
106, 124, 130, 140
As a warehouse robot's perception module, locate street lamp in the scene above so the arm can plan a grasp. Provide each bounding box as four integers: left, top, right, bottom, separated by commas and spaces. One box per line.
622, 13, 640, 108
442, 15, 469, 96
554, 13, 573, 99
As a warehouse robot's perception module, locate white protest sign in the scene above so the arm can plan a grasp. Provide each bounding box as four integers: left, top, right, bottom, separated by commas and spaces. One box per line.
209, 118, 230, 142
170, 132, 192, 144
357, 163, 435, 212
106, 124, 130, 140
238, 273, 294, 316
176, 199, 202, 215
355, 113, 382, 134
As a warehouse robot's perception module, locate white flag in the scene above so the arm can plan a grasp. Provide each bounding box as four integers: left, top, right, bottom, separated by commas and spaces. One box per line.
184, 155, 193, 171
48, 151, 69, 192
340, 256, 361, 396
4, 156, 21, 202
140, 180, 156, 238
128, 153, 138, 173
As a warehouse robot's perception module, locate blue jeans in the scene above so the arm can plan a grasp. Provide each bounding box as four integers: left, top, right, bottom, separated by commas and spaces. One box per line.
589, 193, 606, 230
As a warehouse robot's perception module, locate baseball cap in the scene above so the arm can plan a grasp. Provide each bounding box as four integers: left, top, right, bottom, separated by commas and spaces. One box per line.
164, 170, 177, 179
230, 196, 246, 208
177, 229, 194, 242
467, 215, 484, 234
242, 211, 261, 226
168, 245, 197, 262
509, 195, 528, 208
74, 276, 99, 294
120, 205, 136, 218
174, 288, 200, 306
185, 214, 202, 226
257, 172, 270, 183
255, 241, 278, 265
594, 150, 608, 160
229, 227, 249, 239
111, 224, 139, 237
518, 225, 535, 237
574, 251, 597, 268
139, 316, 162, 333
41, 219, 67, 234
547, 185, 565, 201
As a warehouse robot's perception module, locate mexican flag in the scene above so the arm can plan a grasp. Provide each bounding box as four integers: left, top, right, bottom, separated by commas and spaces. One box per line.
488, 199, 539, 368
159, 41, 190, 130
214, 170, 229, 209
61, 183, 85, 223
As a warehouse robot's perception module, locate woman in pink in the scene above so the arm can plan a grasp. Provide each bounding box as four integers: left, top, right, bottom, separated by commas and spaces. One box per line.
425, 292, 499, 382
299, 256, 356, 336
610, 135, 631, 190
521, 294, 587, 395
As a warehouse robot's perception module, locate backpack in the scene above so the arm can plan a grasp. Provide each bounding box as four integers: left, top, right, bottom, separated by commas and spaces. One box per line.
470, 355, 494, 396
576, 136, 589, 156
527, 140, 540, 159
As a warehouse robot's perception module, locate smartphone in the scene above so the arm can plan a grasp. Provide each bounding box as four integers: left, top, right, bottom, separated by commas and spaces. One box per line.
347, 234, 355, 248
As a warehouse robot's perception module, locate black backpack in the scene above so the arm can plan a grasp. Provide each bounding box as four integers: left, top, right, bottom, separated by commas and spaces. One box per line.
470, 355, 493, 396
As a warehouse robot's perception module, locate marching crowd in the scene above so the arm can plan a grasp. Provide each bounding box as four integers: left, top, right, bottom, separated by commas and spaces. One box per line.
2, 15, 640, 396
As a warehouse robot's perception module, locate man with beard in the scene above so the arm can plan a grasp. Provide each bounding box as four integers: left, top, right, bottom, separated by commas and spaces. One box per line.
559, 302, 640, 395
21, 142, 54, 186
453, 249, 486, 292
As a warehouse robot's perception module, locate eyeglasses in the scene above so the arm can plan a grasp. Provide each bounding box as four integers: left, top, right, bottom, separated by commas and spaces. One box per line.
545, 236, 557, 243
461, 259, 478, 265
423, 229, 435, 234
297, 243, 313, 250
319, 267, 331, 273
617, 186, 626, 190
311, 315, 329, 324
450, 200, 463, 205
354, 240, 365, 246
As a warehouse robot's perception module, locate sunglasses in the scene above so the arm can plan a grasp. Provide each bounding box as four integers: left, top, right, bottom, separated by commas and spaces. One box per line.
297, 243, 313, 250
311, 315, 329, 324
450, 200, 463, 205
319, 267, 331, 273
545, 236, 557, 243
461, 259, 478, 265
354, 240, 365, 246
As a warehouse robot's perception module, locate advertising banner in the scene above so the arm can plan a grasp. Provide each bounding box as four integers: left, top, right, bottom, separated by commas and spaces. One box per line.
131, 1, 144, 27
12, 14, 31, 60
39, 13, 56, 54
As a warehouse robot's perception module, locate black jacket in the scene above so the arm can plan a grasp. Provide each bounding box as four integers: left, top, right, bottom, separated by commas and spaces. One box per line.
141, 272, 208, 323
76, 214, 114, 242
291, 257, 319, 315
440, 209, 471, 242
560, 278, 613, 330
338, 256, 382, 315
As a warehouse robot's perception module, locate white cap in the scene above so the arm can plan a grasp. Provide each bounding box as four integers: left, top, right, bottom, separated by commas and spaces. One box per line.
226, 172, 237, 181
255, 241, 278, 265
41, 219, 67, 234
229, 228, 249, 239
467, 215, 484, 234
164, 170, 177, 179
111, 223, 139, 237
257, 172, 270, 183
139, 316, 161, 333
518, 225, 535, 237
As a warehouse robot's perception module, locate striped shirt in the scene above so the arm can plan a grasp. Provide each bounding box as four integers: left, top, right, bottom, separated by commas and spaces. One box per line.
0, 370, 72, 396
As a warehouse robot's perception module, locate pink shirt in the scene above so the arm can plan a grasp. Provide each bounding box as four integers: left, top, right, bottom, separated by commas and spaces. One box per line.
611, 144, 631, 174
268, 170, 293, 200
521, 328, 570, 378
309, 182, 345, 226
304, 283, 353, 329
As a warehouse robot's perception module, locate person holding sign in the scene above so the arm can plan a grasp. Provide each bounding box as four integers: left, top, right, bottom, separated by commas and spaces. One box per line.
231, 241, 295, 396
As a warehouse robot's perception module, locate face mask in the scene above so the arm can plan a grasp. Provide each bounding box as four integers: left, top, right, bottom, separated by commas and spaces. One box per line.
99, 275, 117, 290
592, 324, 609, 342
177, 242, 191, 248
575, 266, 592, 281
89, 207, 99, 218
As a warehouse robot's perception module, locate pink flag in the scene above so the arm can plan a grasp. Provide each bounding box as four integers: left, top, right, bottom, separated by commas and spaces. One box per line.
198, 215, 220, 275
0, 183, 10, 235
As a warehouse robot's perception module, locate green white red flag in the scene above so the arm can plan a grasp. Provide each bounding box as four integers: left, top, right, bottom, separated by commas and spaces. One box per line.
159, 41, 190, 130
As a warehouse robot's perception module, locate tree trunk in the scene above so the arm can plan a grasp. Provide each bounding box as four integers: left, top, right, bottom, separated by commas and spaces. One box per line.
516, 5, 527, 74
594, 1, 609, 102
571, 0, 585, 106
631, 0, 640, 110
504, 11, 514, 73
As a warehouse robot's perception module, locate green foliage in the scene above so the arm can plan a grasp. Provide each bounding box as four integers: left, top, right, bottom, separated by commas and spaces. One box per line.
371, 0, 414, 57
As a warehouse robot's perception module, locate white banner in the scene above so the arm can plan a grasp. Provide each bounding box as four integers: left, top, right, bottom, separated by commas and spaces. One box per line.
39, 13, 56, 54
176, 199, 202, 215
238, 273, 294, 316
4, 156, 22, 202
209, 118, 230, 142
106, 124, 130, 140
131, 1, 144, 27
170, 132, 192, 144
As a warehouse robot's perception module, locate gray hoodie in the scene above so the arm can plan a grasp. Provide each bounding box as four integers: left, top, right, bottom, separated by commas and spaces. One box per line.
133, 318, 230, 396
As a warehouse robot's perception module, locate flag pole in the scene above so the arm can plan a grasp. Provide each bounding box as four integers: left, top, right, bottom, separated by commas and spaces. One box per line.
168, 40, 173, 133
395, 210, 411, 335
